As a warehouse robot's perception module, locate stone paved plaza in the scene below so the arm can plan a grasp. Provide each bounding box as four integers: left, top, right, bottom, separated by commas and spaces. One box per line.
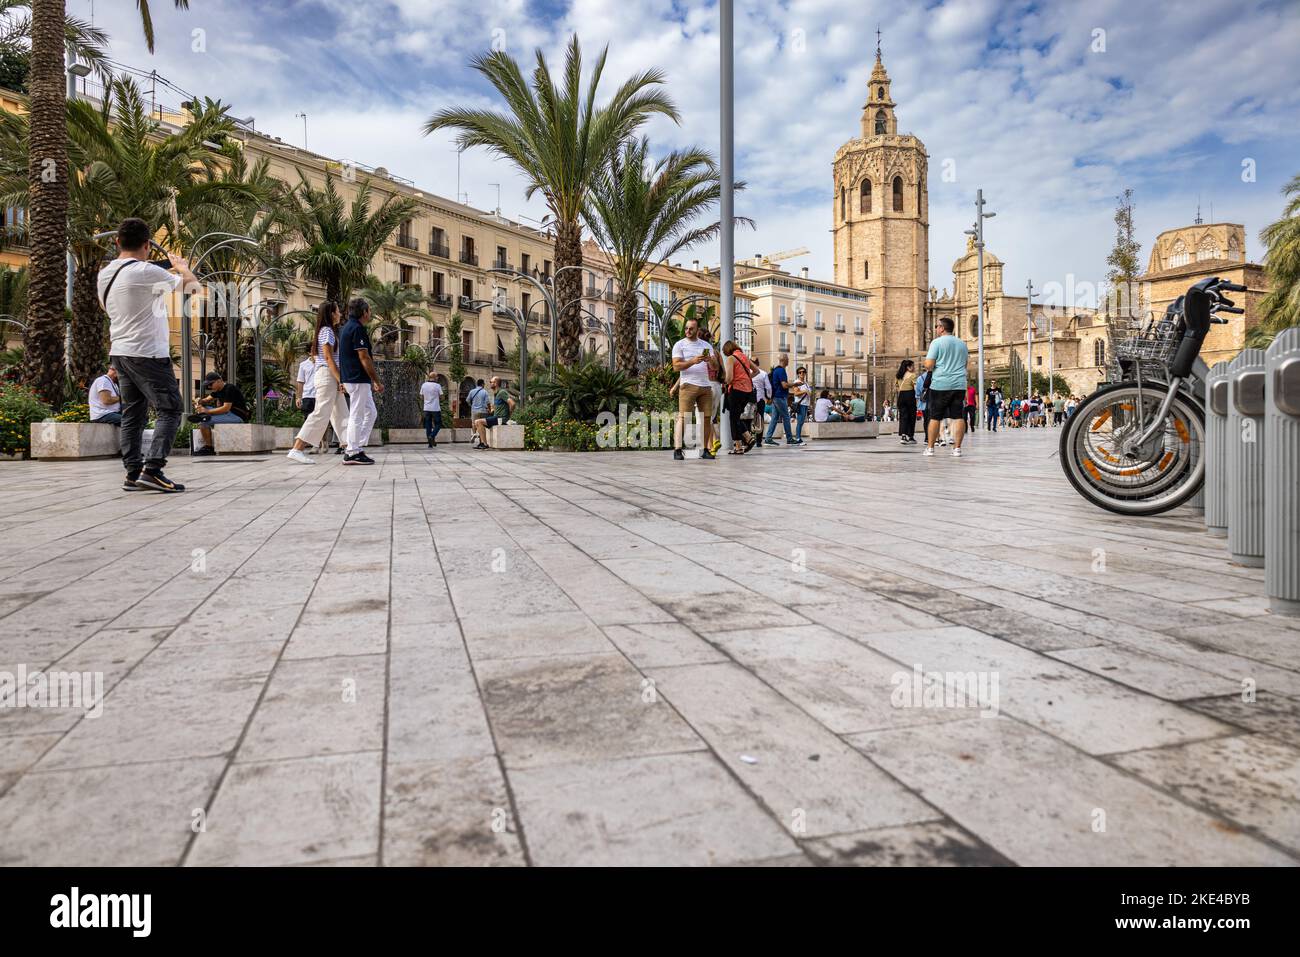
0, 428, 1297, 867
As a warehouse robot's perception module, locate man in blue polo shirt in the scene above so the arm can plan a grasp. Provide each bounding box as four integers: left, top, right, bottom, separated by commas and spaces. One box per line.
923, 316, 970, 457
762, 353, 800, 446
337, 297, 384, 464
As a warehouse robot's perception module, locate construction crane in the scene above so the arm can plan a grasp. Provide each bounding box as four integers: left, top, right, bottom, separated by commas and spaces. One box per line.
746, 246, 809, 267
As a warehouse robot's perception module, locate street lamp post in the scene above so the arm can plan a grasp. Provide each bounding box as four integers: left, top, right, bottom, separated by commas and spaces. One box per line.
964, 190, 995, 426
1026, 279, 1035, 400
719, 0, 735, 450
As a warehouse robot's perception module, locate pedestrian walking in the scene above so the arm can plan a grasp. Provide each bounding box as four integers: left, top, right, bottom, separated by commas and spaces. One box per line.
922, 316, 970, 457
762, 353, 800, 446
790, 365, 811, 442
750, 364, 770, 449
419, 371, 443, 447
286, 301, 346, 464
895, 359, 918, 444
965, 383, 978, 431
338, 297, 383, 464
99, 217, 196, 492
721, 340, 760, 454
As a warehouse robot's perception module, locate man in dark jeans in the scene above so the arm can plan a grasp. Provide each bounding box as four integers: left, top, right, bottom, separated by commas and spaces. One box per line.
98, 217, 197, 492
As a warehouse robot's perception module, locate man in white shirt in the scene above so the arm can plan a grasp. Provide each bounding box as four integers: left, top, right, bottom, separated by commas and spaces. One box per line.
295, 352, 318, 416
750, 366, 770, 450
419, 371, 443, 448
98, 217, 196, 493
670, 317, 719, 460
87, 366, 121, 424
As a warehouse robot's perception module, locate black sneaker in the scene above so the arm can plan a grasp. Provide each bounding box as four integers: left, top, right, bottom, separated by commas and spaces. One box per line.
136, 468, 185, 493
122, 471, 142, 491
673, 449, 685, 460
342, 452, 361, 465
700, 449, 715, 460
355, 452, 376, 465
334, 445, 344, 455
192, 445, 216, 457
763, 439, 778, 446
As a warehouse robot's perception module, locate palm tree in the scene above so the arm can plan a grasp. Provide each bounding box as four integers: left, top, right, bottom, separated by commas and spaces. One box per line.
586, 137, 735, 374
423, 35, 677, 368
282, 171, 416, 308
360, 275, 431, 357
21, 0, 189, 402
0, 77, 254, 385
1248, 173, 1300, 348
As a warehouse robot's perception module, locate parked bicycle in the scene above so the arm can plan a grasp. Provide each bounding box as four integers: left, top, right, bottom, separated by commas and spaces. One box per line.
1060, 276, 1245, 515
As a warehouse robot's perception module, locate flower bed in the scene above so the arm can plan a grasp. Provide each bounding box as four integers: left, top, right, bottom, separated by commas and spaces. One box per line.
0, 383, 53, 458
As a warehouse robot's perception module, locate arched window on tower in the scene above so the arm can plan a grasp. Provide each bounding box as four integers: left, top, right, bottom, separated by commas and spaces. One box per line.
1094, 339, 1106, 366
874, 109, 886, 135
840, 187, 846, 220
1197, 236, 1219, 261
1229, 235, 1241, 260
860, 180, 871, 214
1170, 239, 1189, 268
892, 176, 904, 212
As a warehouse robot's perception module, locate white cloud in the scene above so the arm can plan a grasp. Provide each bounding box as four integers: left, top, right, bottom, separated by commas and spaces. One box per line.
82, 0, 1300, 307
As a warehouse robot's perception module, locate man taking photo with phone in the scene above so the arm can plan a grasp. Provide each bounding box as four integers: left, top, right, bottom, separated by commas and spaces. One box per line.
98, 217, 197, 492
670, 317, 718, 460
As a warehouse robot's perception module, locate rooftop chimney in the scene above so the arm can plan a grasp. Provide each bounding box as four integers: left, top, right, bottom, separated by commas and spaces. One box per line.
801, 267, 809, 279
692, 259, 699, 271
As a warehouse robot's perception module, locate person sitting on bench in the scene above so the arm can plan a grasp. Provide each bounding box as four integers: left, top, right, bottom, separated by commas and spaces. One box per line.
88, 366, 122, 425
190, 371, 250, 455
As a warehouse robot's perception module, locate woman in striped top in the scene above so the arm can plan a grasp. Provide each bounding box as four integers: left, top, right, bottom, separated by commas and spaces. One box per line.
286, 301, 345, 464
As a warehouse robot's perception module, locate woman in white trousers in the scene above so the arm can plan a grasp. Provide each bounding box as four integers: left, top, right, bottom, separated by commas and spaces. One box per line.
286, 301, 344, 464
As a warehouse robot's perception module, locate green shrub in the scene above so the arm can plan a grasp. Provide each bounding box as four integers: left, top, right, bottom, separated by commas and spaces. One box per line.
528, 357, 639, 421
173, 421, 194, 450
0, 383, 52, 457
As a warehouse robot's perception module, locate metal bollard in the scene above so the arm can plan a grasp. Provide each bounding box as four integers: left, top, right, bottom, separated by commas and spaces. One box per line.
1204, 361, 1232, 537
1265, 328, 1300, 615
1226, 348, 1266, 567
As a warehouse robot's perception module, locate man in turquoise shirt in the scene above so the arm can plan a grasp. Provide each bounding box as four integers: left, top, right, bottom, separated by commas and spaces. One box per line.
923, 316, 970, 456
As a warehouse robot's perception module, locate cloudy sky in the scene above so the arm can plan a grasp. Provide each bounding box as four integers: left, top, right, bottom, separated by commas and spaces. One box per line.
83, 0, 1300, 306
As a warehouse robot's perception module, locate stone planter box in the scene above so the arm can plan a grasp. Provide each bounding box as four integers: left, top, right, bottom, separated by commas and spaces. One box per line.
274, 427, 297, 449
488, 424, 525, 450
802, 421, 879, 440
210, 423, 277, 454
30, 421, 120, 459
385, 428, 428, 444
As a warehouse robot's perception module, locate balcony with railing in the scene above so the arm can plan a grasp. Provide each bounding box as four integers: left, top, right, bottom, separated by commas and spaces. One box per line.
835, 348, 846, 357
835, 322, 846, 333
796, 317, 808, 327
396, 234, 418, 252
429, 239, 451, 259
815, 347, 826, 355
459, 296, 481, 310
493, 257, 513, 271
854, 349, 865, 358
459, 249, 479, 267
430, 293, 452, 309
778, 316, 791, 326
603, 287, 620, 302
814, 319, 825, 330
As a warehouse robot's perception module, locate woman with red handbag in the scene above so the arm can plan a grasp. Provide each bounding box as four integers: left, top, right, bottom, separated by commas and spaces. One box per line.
722, 340, 760, 454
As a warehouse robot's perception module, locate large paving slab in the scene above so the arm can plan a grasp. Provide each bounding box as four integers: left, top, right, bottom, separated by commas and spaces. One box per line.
0, 428, 1296, 866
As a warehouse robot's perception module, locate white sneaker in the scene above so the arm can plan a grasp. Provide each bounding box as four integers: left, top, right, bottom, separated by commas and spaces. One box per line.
287, 449, 315, 465
951, 448, 963, 457
922, 447, 935, 456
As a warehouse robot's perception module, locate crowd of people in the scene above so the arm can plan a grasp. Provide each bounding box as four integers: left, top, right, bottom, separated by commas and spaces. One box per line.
91, 215, 1080, 490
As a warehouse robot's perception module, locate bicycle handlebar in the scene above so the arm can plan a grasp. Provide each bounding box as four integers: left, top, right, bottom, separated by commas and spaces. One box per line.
1217, 305, 1244, 314
1217, 281, 1247, 293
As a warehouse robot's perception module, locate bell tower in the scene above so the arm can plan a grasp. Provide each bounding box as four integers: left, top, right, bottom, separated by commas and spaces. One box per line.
832, 36, 930, 360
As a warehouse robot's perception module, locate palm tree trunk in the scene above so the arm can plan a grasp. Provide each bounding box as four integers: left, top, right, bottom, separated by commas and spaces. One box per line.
615, 290, 639, 376
554, 219, 583, 366
70, 258, 106, 388
22, 0, 69, 404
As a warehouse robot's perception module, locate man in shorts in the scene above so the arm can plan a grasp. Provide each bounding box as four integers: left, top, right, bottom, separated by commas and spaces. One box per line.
923, 316, 970, 458
670, 317, 718, 460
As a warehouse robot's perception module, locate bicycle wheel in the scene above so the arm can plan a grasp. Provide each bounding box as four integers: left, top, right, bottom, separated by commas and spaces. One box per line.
1060, 382, 1205, 515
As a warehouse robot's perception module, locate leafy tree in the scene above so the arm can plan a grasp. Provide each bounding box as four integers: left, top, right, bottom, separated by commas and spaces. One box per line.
282, 171, 416, 307
1248, 173, 1300, 348
424, 35, 677, 367
1105, 188, 1141, 321
585, 136, 738, 374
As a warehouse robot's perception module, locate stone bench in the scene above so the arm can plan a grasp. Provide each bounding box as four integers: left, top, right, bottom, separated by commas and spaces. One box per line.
204, 423, 276, 454
29, 421, 120, 459
386, 427, 464, 444
803, 420, 879, 440
488, 424, 525, 450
